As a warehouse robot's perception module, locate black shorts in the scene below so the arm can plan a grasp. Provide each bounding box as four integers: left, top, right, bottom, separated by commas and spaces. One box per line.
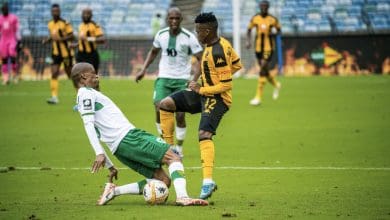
170, 90, 229, 135
52, 55, 73, 67
255, 51, 273, 62
76, 50, 100, 72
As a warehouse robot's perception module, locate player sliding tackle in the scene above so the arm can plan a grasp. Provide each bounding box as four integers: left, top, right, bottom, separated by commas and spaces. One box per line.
71, 62, 208, 206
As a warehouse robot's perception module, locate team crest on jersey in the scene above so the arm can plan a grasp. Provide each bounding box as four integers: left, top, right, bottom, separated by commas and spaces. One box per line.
83, 99, 92, 110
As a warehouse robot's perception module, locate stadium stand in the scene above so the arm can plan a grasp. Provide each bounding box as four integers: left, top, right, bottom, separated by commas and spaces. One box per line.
9, 0, 390, 37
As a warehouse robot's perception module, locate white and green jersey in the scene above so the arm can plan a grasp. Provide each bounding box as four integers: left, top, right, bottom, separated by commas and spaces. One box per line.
153, 27, 202, 79
76, 87, 135, 155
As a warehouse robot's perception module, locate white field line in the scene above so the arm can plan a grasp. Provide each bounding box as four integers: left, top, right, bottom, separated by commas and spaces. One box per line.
0, 166, 390, 171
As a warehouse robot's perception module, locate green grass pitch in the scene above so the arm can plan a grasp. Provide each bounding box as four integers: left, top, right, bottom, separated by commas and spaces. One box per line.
0, 76, 389, 219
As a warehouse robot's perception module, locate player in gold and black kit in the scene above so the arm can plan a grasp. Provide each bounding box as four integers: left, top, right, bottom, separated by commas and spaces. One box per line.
159, 12, 242, 200
43, 4, 74, 104
74, 8, 105, 74
246, 0, 281, 106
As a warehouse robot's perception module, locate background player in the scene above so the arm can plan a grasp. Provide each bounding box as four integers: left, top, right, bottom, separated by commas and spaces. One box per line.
246, 0, 281, 106
135, 7, 203, 157
71, 62, 208, 206
0, 2, 20, 85
43, 4, 74, 104
159, 12, 242, 199
73, 8, 105, 74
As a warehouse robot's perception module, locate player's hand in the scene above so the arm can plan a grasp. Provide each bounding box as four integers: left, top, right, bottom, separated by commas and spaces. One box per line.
42, 38, 50, 44
135, 69, 146, 83
245, 41, 251, 49
108, 167, 118, 183
69, 42, 78, 48
91, 154, 106, 173
189, 81, 201, 93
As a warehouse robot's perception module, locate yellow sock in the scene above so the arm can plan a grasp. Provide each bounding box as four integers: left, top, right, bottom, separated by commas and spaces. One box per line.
160, 109, 175, 145
267, 75, 278, 87
50, 79, 59, 97
199, 139, 215, 179
255, 77, 266, 100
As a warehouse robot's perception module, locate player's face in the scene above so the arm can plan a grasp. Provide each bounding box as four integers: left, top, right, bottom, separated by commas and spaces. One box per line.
82, 70, 99, 89
82, 10, 92, 23
195, 23, 209, 44
167, 11, 182, 30
51, 7, 60, 19
260, 3, 269, 15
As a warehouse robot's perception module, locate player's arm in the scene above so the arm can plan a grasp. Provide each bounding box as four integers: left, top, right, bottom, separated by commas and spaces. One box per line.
197, 68, 232, 96
135, 46, 161, 82
231, 47, 243, 74
78, 91, 113, 172
191, 51, 202, 82
86, 24, 106, 44
246, 16, 255, 49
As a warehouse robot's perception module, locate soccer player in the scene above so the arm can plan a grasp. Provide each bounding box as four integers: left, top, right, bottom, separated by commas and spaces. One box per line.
71, 62, 208, 206
42, 4, 74, 104
135, 7, 203, 157
0, 3, 20, 85
159, 12, 242, 199
246, 0, 281, 106
74, 8, 105, 74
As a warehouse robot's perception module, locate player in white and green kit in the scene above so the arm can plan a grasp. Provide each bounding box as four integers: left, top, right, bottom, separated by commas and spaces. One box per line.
71, 62, 208, 206
135, 7, 203, 157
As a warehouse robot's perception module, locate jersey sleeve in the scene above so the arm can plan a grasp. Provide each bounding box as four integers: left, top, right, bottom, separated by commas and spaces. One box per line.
95, 24, 104, 37
152, 32, 161, 48
230, 46, 242, 74
77, 89, 106, 156
189, 34, 203, 54
247, 16, 256, 30
273, 17, 281, 31
65, 21, 73, 34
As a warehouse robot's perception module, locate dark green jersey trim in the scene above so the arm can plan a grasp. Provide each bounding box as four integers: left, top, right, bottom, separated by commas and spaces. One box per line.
95, 102, 104, 111
81, 112, 95, 116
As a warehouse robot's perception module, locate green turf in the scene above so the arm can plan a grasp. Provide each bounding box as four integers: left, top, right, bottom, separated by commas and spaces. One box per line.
0, 76, 389, 219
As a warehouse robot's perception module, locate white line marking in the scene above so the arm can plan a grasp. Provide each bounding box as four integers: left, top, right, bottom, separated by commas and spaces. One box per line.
1, 167, 390, 171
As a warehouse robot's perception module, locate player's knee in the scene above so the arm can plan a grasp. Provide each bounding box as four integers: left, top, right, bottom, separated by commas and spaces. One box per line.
159, 97, 176, 112
198, 130, 213, 141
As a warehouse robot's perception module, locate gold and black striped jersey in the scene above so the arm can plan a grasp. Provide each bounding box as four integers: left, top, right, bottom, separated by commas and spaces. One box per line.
199, 37, 242, 107
78, 21, 103, 53
47, 19, 74, 57
247, 14, 281, 52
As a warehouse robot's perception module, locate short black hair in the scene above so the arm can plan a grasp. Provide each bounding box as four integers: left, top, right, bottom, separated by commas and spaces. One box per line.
260, 0, 270, 6
52, 3, 60, 8
195, 12, 218, 30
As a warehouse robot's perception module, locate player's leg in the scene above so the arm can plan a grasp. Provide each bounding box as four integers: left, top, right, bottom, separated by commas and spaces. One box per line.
198, 96, 229, 199
250, 52, 266, 105
264, 51, 281, 100
161, 147, 208, 206
47, 55, 61, 104
172, 79, 189, 156
153, 78, 171, 137
1, 43, 9, 85
160, 90, 202, 146
63, 56, 73, 79
9, 41, 18, 83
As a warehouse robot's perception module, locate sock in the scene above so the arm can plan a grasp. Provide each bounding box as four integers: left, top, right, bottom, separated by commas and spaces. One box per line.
50, 79, 59, 97
199, 139, 215, 180
156, 123, 162, 136
255, 77, 266, 100
160, 109, 175, 145
267, 75, 278, 87
114, 179, 147, 195
203, 178, 214, 185
175, 126, 186, 146
168, 161, 188, 198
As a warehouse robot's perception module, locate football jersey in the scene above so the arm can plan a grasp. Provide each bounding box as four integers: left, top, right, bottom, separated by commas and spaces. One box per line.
47, 18, 74, 57
77, 87, 135, 153
247, 14, 281, 52
199, 37, 242, 107
0, 14, 19, 43
78, 21, 103, 53
153, 27, 202, 79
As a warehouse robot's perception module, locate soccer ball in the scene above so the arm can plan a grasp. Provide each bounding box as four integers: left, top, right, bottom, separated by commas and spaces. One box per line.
143, 180, 169, 205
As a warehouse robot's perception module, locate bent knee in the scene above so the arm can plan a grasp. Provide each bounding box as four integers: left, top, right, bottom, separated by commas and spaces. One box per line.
198, 130, 213, 141
159, 97, 176, 111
